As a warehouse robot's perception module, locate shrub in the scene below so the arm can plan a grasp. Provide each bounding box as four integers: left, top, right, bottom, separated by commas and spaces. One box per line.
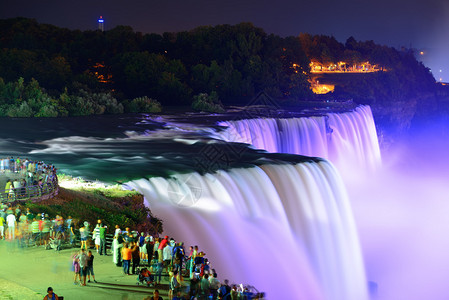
7, 101, 33, 117
127, 96, 162, 113
192, 91, 225, 113
35, 104, 59, 117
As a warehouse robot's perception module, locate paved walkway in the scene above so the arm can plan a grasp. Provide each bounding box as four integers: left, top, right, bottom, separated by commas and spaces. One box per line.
0, 241, 171, 300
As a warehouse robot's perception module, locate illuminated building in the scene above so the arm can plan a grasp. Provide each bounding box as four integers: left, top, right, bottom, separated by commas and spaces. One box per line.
98, 16, 104, 32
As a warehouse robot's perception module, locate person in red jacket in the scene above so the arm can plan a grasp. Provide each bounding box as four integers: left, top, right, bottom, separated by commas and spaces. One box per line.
157, 235, 169, 263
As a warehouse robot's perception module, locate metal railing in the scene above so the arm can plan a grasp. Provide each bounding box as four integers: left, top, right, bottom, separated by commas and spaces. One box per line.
0, 177, 59, 203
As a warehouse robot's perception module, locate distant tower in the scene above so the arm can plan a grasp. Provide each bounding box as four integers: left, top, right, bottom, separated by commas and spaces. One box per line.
98, 16, 104, 32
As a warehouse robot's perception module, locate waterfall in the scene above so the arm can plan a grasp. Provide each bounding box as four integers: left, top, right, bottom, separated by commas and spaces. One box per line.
216, 105, 381, 172
125, 161, 368, 300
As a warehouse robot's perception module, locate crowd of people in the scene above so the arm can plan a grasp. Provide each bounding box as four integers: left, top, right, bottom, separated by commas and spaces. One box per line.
0, 157, 58, 201
0, 205, 264, 300
109, 228, 264, 300
0, 204, 61, 247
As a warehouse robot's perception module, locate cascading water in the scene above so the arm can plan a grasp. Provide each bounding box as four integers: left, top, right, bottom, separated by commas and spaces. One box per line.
125, 161, 369, 300
10, 106, 379, 299
216, 105, 381, 173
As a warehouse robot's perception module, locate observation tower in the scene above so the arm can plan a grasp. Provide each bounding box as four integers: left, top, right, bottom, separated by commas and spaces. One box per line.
98, 16, 104, 32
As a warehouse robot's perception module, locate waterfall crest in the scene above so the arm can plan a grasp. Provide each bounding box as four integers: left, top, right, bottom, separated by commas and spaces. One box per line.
216, 105, 381, 171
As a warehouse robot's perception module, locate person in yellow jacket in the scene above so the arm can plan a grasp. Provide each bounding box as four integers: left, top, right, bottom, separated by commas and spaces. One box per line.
4, 179, 11, 193
4, 179, 14, 200
0, 214, 5, 239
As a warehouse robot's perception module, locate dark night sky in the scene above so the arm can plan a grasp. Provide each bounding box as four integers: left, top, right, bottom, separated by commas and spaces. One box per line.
1, 0, 449, 80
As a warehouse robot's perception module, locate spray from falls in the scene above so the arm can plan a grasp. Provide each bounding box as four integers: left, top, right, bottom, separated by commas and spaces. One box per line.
125, 161, 368, 300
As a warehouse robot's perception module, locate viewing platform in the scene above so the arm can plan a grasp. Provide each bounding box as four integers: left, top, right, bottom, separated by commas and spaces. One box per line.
0, 158, 58, 204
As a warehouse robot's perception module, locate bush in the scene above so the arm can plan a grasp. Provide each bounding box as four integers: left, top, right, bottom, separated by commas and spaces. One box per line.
35, 104, 59, 117
28, 185, 163, 235
95, 92, 124, 114
70, 95, 95, 116
7, 101, 33, 117
126, 96, 162, 113
192, 92, 225, 113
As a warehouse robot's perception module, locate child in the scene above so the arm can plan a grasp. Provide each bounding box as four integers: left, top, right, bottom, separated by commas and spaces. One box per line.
139, 267, 154, 287
87, 250, 97, 283
72, 251, 80, 285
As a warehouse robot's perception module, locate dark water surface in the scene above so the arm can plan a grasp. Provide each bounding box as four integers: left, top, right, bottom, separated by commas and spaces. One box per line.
0, 113, 318, 182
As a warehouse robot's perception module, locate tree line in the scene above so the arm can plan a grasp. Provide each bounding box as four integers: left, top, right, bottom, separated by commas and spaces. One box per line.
0, 17, 441, 120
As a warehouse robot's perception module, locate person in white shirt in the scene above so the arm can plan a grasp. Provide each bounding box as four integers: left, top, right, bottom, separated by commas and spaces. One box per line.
6, 213, 16, 240
114, 224, 121, 237
77, 249, 88, 286
163, 240, 174, 274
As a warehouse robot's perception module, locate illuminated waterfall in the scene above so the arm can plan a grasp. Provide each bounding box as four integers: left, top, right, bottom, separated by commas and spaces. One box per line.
216, 105, 381, 171
125, 161, 368, 300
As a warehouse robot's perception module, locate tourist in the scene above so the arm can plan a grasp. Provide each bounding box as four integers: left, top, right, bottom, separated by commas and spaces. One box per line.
123, 227, 131, 242
41, 215, 51, 248
78, 248, 88, 286
153, 237, 160, 261
93, 224, 101, 253
0, 208, 6, 222
172, 242, 185, 273
170, 270, 183, 300
185, 246, 193, 276
0, 212, 5, 240
69, 218, 76, 247
20, 178, 26, 197
151, 256, 163, 286
6, 211, 16, 240
5, 179, 13, 200
31, 218, 41, 246
188, 277, 200, 299
203, 258, 211, 275
13, 179, 21, 197
43, 287, 59, 300
17, 216, 27, 247
79, 222, 88, 250
114, 224, 121, 236
99, 224, 107, 255
86, 250, 97, 283
131, 241, 140, 275
209, 273, 221, 300
190, 246, 198, 278
194, 251, 206, 279
122, 242, 132, 275
19, 209, 27, 224
198, 274, 210, 300
84, 220, 90, 234
158, 235, 169, 263
66, 215, 72, 229
139, 232, 146, 260
73, 251, 81, 285
144, 289, 163, 300
172, 291, 187, 300
112, 233, 124, 266
14, 205, 21, 216
144, 234, 154, 265
230, 285, 239, 300
218, 279, 231, 299
55, 215, 65, 239
163, 239, 174, 274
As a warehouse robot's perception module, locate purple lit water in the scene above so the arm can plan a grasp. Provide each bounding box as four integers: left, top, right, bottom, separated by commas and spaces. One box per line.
125, 161, 368, 300
216, 105, 381, 176
6, 106, 446, 299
